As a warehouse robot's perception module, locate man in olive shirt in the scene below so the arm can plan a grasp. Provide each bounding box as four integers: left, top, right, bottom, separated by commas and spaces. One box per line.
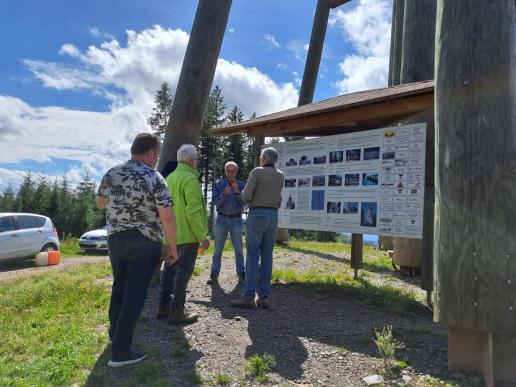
231, 147, 284, 309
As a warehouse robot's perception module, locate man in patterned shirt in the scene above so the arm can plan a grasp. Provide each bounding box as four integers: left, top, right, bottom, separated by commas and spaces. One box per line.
97, 133, 178, 368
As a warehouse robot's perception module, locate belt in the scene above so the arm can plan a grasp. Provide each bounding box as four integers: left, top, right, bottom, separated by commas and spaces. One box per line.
250, 206, 278, 210
218, 212, 242, 218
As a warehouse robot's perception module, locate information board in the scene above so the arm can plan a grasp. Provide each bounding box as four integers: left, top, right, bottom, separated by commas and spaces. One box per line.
273, 123, 426, 238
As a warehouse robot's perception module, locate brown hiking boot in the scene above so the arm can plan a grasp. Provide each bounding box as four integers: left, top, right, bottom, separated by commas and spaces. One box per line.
207, 273, 218, 285
156, 301, 170, 319
230, 297, 255, 309
168, 307, 199, 325
256, 297, 269, 309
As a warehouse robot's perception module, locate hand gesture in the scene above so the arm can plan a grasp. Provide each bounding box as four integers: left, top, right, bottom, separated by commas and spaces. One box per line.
201, 239, 210, 251
223, 185, 231, 196
231, 181, 239, 193
165, 244, 178, 264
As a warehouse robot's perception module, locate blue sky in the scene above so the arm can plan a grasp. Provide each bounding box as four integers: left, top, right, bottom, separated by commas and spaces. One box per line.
0, 0, 392, 189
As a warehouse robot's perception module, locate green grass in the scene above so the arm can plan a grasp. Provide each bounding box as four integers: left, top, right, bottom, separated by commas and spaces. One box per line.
135, 360, 162, 383
59, 237, 85, 257
198, 238, 235, 256
276, 239, 393, 272
213, 373, 232, 385
271, 268, 425, 314
184, 370, 203, 385
59, 237, 107, 259
192, 264, 203, 277
0, 263, 112, 386
244, 353, 276, 382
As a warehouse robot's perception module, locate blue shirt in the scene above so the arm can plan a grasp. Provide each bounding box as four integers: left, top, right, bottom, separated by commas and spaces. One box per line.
212, 178, 246, 216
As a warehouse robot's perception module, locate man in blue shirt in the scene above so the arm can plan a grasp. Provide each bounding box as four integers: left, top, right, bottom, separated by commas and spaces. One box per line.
208, 161, 246, 285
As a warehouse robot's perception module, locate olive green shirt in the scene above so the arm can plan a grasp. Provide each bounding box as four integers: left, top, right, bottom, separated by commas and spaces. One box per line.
241, 165, 284, 208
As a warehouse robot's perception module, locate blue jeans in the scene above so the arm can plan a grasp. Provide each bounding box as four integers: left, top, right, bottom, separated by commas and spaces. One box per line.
211, 214, 245, 276
243, 208, 278, 299
107, 230, 161, 357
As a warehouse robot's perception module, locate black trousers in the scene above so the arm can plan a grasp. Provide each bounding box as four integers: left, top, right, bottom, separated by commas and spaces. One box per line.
107, 230, 161, 357
158, 242, 199, 310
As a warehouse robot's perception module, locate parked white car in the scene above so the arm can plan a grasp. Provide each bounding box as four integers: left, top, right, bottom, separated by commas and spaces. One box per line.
79, 226, 109, 252
0, 213, 60, 262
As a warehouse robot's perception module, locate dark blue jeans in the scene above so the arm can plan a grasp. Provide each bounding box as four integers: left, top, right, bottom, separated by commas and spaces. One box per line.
107, 230, 161, 357
159, 242, 199, 310
211, 214, 245, 276
243, 208, 278, 299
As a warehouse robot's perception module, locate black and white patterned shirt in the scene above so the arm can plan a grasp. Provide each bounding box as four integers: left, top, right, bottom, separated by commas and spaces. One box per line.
98, 160, 173, 242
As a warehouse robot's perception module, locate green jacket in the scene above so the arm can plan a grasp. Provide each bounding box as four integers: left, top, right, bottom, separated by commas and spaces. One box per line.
164, 162, 208, 245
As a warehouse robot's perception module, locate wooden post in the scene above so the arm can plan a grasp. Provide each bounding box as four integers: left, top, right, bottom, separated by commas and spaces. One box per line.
253, 136, 264, 167
435, 0, 516, 382
390, 0, 405, 86
298, 0, 331, 107
391, 0, 436, 301
351, 234, 363, 279
158, 0, 232, 172
278, 0, 332, 240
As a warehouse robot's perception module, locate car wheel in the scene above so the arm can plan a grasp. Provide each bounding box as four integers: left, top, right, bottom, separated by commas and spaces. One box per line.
41, 243, 58, 252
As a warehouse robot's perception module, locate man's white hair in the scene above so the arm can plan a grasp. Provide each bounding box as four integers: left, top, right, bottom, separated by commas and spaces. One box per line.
225, 161, 238, 170
177, 144, 197, 162
261, 147, 278, 164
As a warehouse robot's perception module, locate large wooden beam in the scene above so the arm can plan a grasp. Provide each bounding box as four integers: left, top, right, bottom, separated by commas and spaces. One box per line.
328, 0, 352, 8
390, 0, 405, 86
298, 0, 330, 107
393, 0, 436, 296
435, 0, 516, 383
158, 0, 232, 172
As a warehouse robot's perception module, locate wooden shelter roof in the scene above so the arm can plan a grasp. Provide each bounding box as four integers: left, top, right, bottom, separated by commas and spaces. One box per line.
211, 80, 434, 137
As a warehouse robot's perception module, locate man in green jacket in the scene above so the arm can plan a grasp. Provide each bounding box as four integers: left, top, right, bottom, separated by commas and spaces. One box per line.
157, 144, 210, 324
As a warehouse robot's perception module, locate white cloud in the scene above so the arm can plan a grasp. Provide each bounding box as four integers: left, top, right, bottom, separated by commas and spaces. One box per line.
59, 44, 81, 58
276, 63, 288, 70
330, 0, 392, 93
1, 25, 299, 186
0, 166, 94, 191
88, 26, 114, 40
228, 27, 235, 33
287, 39, 309, 62
263, 33, 280, 49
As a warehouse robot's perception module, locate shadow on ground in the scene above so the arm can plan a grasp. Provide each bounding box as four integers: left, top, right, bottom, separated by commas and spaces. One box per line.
195, 279, 444, 384
281, 244, 423, 287
0, 259, 36, 273
85, 283, 202, 387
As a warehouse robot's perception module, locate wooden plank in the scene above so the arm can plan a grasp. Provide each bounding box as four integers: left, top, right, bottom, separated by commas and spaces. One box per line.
244, 93, 434, 137
158, 0, 232, 170
211, 81, 434, 136
448, 327, 493, 387
434, 0, 516, 333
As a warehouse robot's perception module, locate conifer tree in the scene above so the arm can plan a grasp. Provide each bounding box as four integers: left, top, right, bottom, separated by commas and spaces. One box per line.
147, 82, 174, 140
